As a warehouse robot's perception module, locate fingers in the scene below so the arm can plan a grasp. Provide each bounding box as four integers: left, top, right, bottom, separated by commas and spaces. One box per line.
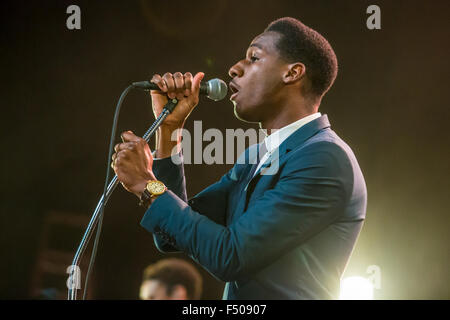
121, 130, 139, 143
112, 131, 144, 168
160, 73, 174, 99
114, 143, 132, 153
112, 135, 144, 169
191, 72, 205, 96
114, 131, 150, 153
111, 150, 124, 169
150, 72, 202, 100
150, 74, 168, 93
111, 150, 127, 171
173, 72, 185, 100
184, 72, 193, 96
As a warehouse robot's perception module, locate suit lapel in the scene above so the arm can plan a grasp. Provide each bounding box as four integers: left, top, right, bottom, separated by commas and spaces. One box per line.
244, 114, 330, 185
243, 114, 331, 197
229, 115, 331, 223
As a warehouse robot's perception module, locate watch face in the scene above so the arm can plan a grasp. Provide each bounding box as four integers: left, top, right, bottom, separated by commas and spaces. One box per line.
146, 180, 166, 196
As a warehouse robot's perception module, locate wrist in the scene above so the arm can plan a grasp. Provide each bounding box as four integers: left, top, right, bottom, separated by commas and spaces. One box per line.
156, 126, 183, 158
133, 172, 156, 198
138, 180, 167, 208
159, 122, 184, 134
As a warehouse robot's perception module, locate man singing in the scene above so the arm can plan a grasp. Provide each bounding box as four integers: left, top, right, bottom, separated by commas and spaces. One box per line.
111, 17, 367, 299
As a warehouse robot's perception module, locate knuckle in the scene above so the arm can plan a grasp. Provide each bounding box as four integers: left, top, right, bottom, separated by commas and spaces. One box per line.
156, 79, 167, 90
163, 72, 172, 79
174, 72, 182, 78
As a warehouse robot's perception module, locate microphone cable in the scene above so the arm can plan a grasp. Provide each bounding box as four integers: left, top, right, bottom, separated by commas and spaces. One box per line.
81, 84, 134, 299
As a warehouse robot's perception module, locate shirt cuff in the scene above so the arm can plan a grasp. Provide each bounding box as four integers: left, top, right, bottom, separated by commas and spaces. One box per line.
152, 150, 183, 165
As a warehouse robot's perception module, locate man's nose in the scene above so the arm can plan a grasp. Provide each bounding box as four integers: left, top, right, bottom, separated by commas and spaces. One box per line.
228, 61, 243, 78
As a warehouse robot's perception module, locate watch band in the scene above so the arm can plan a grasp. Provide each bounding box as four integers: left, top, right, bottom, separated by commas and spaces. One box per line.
139, 189, 152, 208
139, 180, 167, 208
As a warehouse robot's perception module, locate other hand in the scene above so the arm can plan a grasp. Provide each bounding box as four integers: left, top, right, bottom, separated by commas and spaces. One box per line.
111, 131, 156, 198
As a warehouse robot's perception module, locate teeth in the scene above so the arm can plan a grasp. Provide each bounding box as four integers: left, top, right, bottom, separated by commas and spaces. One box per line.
229, 82, 239, 94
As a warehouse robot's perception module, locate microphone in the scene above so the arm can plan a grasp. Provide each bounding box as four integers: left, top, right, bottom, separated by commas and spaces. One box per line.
132, 78, 228, 101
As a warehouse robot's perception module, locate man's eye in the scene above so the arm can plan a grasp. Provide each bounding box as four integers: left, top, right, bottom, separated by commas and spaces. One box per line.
250, 55, 259, 62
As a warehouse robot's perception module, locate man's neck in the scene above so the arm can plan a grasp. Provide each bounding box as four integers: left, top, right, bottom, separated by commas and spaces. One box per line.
260, 99, 319, 135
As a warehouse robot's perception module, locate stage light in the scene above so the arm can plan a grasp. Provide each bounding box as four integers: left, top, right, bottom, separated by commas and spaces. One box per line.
339, 276, 374, 300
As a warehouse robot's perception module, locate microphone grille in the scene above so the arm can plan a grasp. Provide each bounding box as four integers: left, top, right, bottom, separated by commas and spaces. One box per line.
207, 78, 228, 101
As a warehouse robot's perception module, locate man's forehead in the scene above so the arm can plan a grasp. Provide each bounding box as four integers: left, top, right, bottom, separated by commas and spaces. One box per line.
249, 31, 280, 51
142, 279, 166, 292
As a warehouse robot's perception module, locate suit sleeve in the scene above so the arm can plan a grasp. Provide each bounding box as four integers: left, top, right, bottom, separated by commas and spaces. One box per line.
150, 151, 243, 253
149, 152, 185, 252
141, 142, 353, 281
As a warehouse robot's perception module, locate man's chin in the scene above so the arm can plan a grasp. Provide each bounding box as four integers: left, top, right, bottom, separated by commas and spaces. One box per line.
232, 101, 259, 124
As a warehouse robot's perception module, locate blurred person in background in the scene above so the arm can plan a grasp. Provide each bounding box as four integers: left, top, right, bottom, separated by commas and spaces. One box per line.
139, 258, 202, 300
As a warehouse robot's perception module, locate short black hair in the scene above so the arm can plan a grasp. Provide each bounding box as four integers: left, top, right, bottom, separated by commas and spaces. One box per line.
142, 258, 202, 299
265, 17, 338, 99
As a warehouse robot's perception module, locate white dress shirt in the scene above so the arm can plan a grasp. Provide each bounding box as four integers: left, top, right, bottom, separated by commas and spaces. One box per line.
253, 112, 322, 176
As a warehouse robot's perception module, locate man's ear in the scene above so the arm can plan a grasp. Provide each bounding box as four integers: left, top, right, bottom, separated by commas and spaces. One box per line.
282, 62, 306, 84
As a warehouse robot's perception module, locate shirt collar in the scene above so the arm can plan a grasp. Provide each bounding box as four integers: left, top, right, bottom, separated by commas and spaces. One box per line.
263, 112, 322, 153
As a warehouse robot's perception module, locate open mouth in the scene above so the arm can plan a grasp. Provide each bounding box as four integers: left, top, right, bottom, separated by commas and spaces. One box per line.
229, 81, 240, 100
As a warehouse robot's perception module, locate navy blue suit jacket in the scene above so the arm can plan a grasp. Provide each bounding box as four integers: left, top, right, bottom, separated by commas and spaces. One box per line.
140, 114, 367, 299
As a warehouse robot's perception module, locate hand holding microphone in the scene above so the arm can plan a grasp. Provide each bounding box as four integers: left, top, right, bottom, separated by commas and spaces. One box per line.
133, 72, 228, 129
148, 72, 205, 129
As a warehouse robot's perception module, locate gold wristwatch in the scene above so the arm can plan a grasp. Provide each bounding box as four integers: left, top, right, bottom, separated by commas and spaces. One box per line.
139, 180, 167, 207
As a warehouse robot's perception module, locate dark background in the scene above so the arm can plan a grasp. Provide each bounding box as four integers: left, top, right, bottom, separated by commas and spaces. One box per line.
1, 0, 449, 299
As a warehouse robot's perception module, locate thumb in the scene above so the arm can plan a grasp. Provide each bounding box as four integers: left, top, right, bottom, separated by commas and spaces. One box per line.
191, 72, 205, 95
121, 130, 138, 142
